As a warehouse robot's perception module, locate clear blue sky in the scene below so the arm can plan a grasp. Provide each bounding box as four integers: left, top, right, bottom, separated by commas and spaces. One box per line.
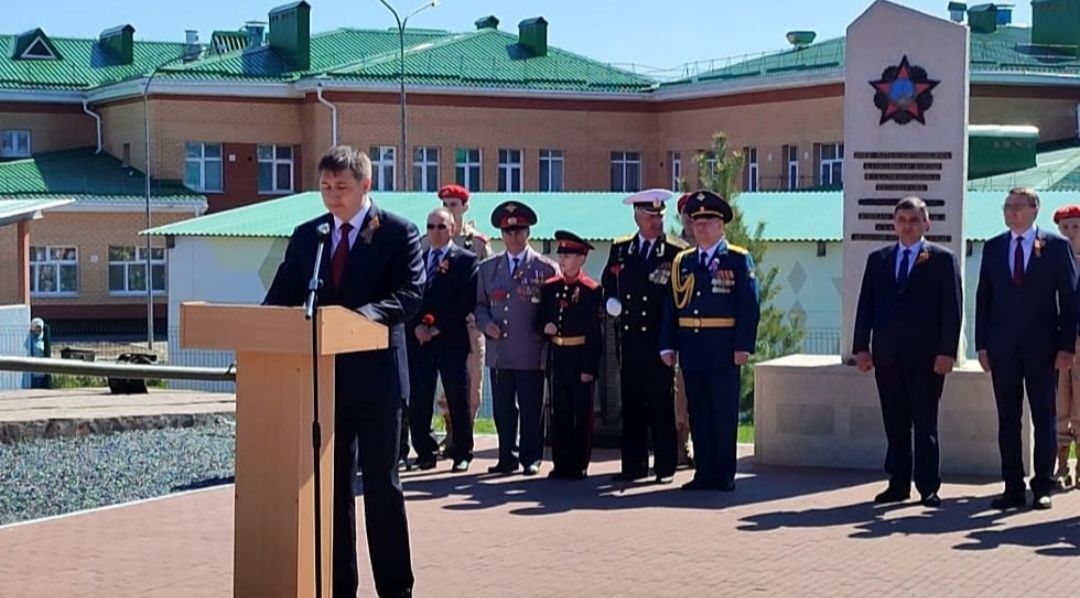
11, 0, 1033, 77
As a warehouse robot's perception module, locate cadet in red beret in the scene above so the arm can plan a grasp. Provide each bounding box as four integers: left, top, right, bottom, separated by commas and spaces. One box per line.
1053, 203, 1080, 489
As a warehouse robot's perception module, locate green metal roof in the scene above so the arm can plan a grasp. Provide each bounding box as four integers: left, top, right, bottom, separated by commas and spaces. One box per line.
161, 27, 653, 92
0, 148, 203, 201
144, 189, 1080, 243
969, 144, 1080, 191
0, 198, 74, 226
0, 32, 183, 91
662, 25, 1080, 88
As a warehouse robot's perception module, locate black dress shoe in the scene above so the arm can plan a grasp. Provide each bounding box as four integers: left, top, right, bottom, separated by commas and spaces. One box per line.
990, 492, 1026, 510
399, 459, 415, 472
451, 460, 470, 473
612, 471, 648, 482
873, 487, 910, 504
415, 457, 437, 471
487, 462, 518, 474
547, 469, 569, 479
522, 464, 540, 476
717, 480, 736, 492
568, 471, 587, 480
656, 475, 674, 485
920, 493, 942, 508
681, 479, 712, 491
1033, 494, 1052, 510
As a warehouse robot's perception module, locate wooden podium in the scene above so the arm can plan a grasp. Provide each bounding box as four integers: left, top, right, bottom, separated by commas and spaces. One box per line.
179, 302, 388, 598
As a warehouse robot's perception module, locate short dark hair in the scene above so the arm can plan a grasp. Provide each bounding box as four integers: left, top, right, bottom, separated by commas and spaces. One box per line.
1007, 187, 1040, 208
317, 145, 371, 181
894, 196, 929, 220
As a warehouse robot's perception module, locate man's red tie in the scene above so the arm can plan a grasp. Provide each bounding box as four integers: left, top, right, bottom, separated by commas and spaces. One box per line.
1013, 237, 1024, 286
331, 223, 353, 289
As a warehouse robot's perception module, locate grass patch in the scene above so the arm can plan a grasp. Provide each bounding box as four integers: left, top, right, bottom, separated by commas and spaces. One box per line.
738, 423, 754, 444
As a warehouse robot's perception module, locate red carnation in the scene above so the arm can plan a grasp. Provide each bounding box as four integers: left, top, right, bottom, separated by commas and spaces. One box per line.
493, 289, 509, 301
421, 314, 436, 326
609, 264, 624, 276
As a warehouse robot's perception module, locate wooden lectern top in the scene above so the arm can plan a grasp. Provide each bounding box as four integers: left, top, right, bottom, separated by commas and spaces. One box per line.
179, 301, 388, 355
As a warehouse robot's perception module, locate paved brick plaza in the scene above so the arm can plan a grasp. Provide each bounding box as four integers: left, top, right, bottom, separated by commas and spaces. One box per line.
2, 438, 1078, 597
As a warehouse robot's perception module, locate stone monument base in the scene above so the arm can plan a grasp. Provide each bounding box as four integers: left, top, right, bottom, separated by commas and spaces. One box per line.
753, 355, 1031, 477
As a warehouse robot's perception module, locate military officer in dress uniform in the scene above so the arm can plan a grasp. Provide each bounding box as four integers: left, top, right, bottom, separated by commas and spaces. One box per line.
475, 201, 559, 476
602, 189, 689, 484
436, 184, 492, 456
537, 231, 604, 480
660, 191, 761, 491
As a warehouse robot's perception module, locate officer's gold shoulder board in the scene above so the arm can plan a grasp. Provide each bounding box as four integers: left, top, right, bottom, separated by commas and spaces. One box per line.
613, 234, 635, 245
666, 234, 689, 250
727, 243, 749, 255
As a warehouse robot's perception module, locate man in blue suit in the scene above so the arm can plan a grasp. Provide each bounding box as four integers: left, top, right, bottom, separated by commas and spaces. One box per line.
407, 207, 478, 472
660, 191, 761, 491
264, 146, 423, 597
976, 187, 1078, 511
853, 197, 962, 508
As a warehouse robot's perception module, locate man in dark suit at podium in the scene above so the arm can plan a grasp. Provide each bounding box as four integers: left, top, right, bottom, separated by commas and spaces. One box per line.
853, 196, 962, 508
264, 145, 423, 597
976, 187, 1077, 511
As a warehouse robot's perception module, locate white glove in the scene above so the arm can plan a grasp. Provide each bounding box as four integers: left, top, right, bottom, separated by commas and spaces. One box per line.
606, 297, 623, 317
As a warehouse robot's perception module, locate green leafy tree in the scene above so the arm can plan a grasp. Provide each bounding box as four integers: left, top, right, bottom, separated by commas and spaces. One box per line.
686, 132, 805, 418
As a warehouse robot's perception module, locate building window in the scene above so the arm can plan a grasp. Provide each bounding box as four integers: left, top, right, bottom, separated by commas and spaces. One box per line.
670, 151, 682, 191
786, 145, 800, 190
610, 151, 641, 193
108, 246, 166, 294
699, 150, 718, 183
539, 149, 564, 192
745, 147, 759, 192
257, 144, 293, 194
370, 146, 396, 191
820, 142, 844, 187
455, 148, 482, 192
1, 129, 31, 158
30, 246, 78, 295
498, 149, 523, 192
184, 142, 223, 192
412, 147, 439, 192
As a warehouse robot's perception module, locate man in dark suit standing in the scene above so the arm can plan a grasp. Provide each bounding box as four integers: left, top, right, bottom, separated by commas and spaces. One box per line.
853, 196, 962, 508
263, 146, 422, 597
407, 207, 478, 472
976, 187, 1077, 511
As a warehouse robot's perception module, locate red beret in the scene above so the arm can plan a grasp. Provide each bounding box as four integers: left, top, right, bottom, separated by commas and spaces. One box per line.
437, 184, 469, 203
676, 193, 691, 214
1054, 204, 1080, 223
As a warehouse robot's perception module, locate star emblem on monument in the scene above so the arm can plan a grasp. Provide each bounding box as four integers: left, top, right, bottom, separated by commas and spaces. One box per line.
869, 55, 939, 126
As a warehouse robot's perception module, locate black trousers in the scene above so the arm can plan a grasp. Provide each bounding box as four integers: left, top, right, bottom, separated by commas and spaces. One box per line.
873, 362, 944, 496
334, 394, 413, 598
989, 349, 1057, 496
490, 368, 546, 468
619, 356, 676, 478
683, 368, 740, 486
550, 371, 595, 474
408, 342, 472, 462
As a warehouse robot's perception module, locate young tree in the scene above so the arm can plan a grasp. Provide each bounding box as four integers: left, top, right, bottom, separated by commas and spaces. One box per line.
688, 132, 805, 416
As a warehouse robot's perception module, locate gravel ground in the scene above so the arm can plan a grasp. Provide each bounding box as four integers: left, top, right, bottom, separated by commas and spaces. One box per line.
0, 418, 235, 526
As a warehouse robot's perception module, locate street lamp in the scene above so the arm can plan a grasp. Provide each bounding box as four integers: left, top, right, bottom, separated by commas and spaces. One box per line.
142, 53, 188, 350
378, 0, 440, 192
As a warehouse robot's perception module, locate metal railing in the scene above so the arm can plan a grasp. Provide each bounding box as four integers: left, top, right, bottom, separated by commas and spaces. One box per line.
0, 356, 234, 382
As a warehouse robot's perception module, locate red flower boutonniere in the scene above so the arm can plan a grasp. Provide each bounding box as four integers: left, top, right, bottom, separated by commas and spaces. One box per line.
492, 289, 509, 301
609, 263, 624, 276
421, 314, 436, 326
360, 215, 381, 245
915, 250, 930, 265
558, 299, 569, 310
1034, 238, 1044, 258
437, 259, 450, 274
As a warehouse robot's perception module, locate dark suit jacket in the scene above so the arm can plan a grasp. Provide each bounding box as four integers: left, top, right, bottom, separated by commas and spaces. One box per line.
853, 242, 963, 371
262, 202, 424, 404
975, 228, 1078, 361
407, 243, 478, 357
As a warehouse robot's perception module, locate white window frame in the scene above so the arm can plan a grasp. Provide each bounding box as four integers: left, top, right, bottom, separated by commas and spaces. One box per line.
370, 145, 396, 191
1, 129, 31, 158
455, 147, 482, 192
820, 142, 844, 187
745, 147, 759, 192
412, 147, 439, 192
498, 148, 523, 192
786, 145, 799, 190
108, 246, 167, 296
670, 151, 682, 191
610, 151, 641, 193
21, 37, 57, 60
184, 142, 223, 192
257, 144, 293, 194
30, 246, 78, 296
539, 149, 564, 192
